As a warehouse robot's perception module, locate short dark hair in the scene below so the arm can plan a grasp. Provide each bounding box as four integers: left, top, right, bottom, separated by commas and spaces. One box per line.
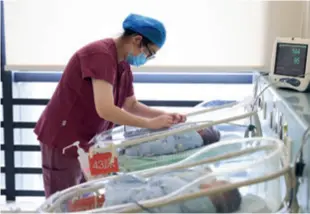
198, 126, 221, 146
212, 188, 242, 213
122, 29, 154, 47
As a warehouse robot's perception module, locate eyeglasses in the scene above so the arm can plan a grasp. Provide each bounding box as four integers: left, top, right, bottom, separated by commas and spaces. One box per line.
144, 45, 156, 60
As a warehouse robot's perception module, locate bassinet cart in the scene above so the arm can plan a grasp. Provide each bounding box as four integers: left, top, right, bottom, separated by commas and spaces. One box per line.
64, 97, 263, 181
38, 136, 299, 213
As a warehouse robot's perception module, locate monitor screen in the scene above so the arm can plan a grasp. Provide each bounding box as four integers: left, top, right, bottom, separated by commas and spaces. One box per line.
274, 43, 308, 77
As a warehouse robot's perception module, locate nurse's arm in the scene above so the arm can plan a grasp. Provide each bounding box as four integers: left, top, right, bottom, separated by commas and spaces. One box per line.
92, 79, 150, 128
123, 95, 166, 118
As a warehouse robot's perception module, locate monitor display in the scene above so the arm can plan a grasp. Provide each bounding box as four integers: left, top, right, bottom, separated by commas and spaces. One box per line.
274, 43, 308, 77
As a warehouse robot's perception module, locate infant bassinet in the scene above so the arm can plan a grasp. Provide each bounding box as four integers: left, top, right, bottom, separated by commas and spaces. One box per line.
38, 137, 291, 213
74, 98, 261, 179
118, 100, 252, 172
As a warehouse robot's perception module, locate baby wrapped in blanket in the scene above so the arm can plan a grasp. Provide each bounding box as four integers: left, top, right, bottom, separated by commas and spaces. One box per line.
104, 166, 242, 213
120, 126, 221, 157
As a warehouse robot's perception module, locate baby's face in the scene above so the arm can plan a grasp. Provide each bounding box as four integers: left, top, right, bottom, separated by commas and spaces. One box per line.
199, 180, 233, 204
199, 180, 242, 213
197, 129, 204, 136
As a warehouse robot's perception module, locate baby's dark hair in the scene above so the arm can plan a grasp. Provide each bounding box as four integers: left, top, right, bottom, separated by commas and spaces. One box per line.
212, 188, 242, 213
197, 126, 221, 145
122, 29, 154, 47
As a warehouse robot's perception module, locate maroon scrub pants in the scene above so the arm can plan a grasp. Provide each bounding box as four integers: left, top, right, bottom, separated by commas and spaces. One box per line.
40, 143, 86, 198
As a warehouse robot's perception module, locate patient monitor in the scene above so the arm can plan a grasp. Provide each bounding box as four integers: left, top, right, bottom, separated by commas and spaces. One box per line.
269, 37, 310, 92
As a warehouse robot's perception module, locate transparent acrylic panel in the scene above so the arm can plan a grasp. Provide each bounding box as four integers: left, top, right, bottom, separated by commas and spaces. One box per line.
13, 106, 191, 123
0, 86, 3, 145
13, 106, 45, 122
134, 83, 252, 101
0, 100, 3, 122
0, 150, 4, 167
0, 129, 3, 145
15, 174, 44, 191
15, 82, 252, 101
15, 151, 42, 168
38, 137, 288, 213
74, 98, 257, 178
90, 98, 252, 148
14, 129, 41, 145
14, 83, 58, 99
1, 173, 5, 189
0, 196, 6, 205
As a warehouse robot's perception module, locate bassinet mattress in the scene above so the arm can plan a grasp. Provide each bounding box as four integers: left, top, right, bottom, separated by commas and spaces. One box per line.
61, 193, 271, 213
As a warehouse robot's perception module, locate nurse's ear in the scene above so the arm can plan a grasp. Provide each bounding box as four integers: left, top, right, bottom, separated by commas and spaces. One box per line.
132, 35, 143, 46
129, 35, 144, 56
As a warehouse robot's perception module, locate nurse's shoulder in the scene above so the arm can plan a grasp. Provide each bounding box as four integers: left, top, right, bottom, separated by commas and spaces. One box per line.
75, 38, 118, 84
56, 38, 118, 90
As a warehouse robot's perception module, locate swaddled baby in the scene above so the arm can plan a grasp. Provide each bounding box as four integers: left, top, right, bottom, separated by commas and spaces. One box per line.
121, 126, 221, 157
104, 166, 241, 213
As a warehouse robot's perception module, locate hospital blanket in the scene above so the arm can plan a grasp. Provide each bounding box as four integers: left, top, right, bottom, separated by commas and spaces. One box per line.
111, 99, 246, 172
118, 129, 245, 172
122, 130, 204, 157
104, 167, 217, 213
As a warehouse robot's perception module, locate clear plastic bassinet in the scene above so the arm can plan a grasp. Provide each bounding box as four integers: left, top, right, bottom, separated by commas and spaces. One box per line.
37, 137, 291, 213
75, 98, 262, 180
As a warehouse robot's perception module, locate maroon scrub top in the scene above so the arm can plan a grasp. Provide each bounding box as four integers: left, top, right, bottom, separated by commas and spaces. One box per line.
34, 38, 134, 150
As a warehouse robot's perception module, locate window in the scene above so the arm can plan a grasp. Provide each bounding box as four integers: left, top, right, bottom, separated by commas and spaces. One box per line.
4, 0, 268, 68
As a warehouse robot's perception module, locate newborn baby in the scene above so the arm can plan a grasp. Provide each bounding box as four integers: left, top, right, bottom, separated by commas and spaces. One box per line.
121, 126, 221, 157
103, 167, 241, 213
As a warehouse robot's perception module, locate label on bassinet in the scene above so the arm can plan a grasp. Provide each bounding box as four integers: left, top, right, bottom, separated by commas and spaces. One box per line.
89, 152, 119, 175
68, 195, 105, 212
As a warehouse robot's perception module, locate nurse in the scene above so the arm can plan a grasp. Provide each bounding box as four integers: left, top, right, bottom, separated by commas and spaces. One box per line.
34, 13, 186, 198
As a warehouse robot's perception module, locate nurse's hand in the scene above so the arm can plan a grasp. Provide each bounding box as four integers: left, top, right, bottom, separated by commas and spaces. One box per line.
146, 114, 174, 129
168, 113, 187, 123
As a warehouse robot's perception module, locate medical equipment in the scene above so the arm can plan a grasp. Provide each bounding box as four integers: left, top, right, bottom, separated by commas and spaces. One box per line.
275, 88, 310, 119
255, 71, 310, 212
269, 37, 310, 92
65, 97, 262, 181
37, 137, 293, 213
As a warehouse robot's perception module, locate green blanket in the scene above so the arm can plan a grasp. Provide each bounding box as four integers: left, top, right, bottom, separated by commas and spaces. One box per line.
118, 143, 240, 172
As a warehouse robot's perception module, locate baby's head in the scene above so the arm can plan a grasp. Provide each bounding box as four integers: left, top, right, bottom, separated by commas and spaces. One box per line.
200, 180, 242, 213
197, 126, 221, 145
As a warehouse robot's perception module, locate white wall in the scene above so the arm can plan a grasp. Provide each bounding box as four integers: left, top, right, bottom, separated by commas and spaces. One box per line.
3, 0, 310, 72
304, 0, 310, 38
262, 0, 309, 71
3, 0, 266, 69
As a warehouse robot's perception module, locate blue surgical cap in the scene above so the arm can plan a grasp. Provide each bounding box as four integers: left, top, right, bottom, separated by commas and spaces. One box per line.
122, 14, 166, 48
